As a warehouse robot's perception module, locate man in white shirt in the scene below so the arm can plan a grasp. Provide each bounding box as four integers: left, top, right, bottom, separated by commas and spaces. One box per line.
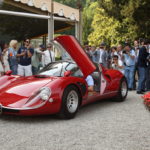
42, 44, 55, 67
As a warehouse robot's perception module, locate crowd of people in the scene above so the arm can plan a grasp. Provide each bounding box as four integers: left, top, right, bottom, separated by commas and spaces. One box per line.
0, 38, 150, 94
85, 39, 150, 94
0, 38, 55, 77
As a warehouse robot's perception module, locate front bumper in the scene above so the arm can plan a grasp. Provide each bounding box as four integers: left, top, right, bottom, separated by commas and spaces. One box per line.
0, 104, 20, 114
0, 99, 60, 116
0, 104, 22, 115
0, 100, 48, 114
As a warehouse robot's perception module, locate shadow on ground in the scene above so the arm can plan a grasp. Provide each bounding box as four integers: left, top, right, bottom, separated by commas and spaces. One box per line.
0, 98, 127, 123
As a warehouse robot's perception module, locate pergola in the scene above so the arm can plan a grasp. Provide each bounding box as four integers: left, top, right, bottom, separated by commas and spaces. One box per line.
0, 0, 82, 43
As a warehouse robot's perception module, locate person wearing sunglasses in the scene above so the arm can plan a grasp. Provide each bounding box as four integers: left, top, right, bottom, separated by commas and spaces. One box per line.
17, 38, 34, 76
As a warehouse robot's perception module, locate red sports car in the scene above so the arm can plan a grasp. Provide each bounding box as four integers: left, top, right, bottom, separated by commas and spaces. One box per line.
0, 35, 128, 119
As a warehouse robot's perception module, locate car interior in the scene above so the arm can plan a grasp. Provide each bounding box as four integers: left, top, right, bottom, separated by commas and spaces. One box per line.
69, 62, 102, 92
91, 63, 101, 92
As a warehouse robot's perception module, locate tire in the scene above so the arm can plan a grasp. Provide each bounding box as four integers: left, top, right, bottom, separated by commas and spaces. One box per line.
115, 77, 128, 102
59, 85, 80, 119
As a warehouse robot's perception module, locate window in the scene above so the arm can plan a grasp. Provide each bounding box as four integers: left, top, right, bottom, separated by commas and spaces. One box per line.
37, 61, 83, 77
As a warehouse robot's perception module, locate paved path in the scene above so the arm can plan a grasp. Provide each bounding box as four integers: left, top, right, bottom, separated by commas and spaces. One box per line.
0, 91, 150, 150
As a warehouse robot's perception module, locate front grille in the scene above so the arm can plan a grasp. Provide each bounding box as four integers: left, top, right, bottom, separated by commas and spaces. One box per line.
2, 108, 20, 113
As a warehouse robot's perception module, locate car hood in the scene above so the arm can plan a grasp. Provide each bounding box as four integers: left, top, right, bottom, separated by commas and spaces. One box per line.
55, 35, 96, 78
0, 76, 56, 106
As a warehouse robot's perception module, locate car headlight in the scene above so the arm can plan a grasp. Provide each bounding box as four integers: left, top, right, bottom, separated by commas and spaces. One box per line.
39, 87, 51, 101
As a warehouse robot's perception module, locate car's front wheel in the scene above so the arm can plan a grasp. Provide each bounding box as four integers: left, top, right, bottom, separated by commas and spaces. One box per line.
115, 77, 128, 102
59, 85, 80, 119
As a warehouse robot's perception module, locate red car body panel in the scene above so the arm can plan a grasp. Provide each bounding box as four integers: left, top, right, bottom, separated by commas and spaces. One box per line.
55, 35, 96, 78
0, 76, 88, 115
0, 35, 125, 116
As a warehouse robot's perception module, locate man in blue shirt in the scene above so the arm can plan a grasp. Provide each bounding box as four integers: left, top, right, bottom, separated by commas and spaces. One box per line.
86, 75, 94, 92
17, 39, 34, 76
123, 44, 136, 90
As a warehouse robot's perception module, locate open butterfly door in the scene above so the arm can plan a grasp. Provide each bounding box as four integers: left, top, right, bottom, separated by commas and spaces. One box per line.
99, 65, 107, 95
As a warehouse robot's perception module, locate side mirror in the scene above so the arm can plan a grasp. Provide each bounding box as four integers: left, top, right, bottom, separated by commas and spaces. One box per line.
64, 71, 72, 77
5, 70, 12, 76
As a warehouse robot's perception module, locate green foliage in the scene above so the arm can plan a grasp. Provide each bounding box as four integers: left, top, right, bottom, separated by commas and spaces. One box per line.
55, 0, 77, 8
82, 2, 97, 44
98, 0, 150, 39
88, 3, 123, 46
56, 0, 150, 45
54, 0, 87, 8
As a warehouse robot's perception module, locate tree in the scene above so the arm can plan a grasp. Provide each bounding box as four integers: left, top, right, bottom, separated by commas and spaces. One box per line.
55, 0, 97, 44
55, 0, 87, 8
82, 2, 97, 44
98, 0, 150, 39
88, 2, 123, 46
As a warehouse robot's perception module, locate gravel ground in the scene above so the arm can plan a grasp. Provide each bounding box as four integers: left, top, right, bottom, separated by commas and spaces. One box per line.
0, 91, 150, 150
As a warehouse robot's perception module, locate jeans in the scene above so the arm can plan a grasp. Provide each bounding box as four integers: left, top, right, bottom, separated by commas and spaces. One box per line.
124, 66, 135, 89
133, 63, 139, 89
10, 65, 18, 75
137, 67, 146, 91
32, 66, 39, 75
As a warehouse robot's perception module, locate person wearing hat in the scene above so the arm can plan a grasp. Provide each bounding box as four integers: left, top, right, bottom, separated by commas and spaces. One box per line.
98, 42, 108, 68
42, 43, 55, 67
31, 44, 45, 75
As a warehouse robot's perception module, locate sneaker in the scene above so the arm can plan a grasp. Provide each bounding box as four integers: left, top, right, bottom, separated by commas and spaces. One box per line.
141, 89, 146, 92
137, 91, 144, 94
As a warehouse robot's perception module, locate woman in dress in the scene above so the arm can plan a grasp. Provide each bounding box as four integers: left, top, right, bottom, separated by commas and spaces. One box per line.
8, 40, 18, 75
2, 43, 10, 73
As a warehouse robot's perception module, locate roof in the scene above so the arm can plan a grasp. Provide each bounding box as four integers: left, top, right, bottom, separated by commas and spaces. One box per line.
5, 0, 79, 21
0, 0, 80, 40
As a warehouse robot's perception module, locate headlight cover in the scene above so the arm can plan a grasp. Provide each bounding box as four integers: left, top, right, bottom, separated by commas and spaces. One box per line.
39, 87, 51, 101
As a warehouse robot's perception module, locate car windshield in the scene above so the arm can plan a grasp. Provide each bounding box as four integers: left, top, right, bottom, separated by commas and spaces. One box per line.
37, 61, 83, 77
